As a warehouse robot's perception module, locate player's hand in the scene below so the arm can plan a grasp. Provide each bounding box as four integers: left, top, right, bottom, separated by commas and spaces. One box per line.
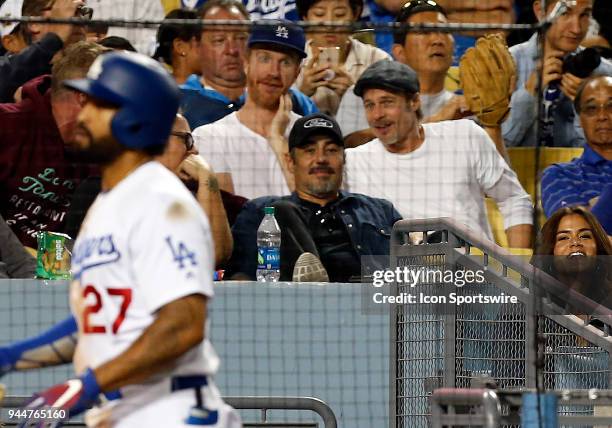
327, 65, 354, 98
18, 368, 101, 427
299, 49, 331, 97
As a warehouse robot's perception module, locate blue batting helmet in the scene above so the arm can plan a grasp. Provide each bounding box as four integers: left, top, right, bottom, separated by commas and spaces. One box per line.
63, 51, 181, 150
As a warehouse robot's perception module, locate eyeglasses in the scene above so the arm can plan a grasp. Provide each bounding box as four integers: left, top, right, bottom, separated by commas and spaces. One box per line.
76, 6, 94, 20
397, 0, 444, 23
580, 101, 612, 117
171, 131, 195, 151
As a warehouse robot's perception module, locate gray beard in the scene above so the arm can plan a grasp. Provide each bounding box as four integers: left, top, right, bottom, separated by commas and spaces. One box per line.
304, 180, 339, 199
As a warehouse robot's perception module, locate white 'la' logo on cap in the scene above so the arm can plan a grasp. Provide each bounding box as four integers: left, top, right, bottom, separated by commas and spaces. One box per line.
275, 25, 289, 39
304, 118, 333, 128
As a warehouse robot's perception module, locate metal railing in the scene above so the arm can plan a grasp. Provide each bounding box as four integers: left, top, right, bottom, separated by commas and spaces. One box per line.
389, 218, 612, 428
1, 396, 336, 428
430, 388, 612, 427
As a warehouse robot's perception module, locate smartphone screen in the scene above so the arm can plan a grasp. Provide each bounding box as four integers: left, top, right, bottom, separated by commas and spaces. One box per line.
318, 47, 340, 68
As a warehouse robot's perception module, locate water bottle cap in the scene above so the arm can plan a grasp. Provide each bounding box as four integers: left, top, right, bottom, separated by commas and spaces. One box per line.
264, 206, 275, 215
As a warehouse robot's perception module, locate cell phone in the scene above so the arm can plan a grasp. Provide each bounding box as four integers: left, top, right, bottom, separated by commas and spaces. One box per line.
318, 47, 340, 68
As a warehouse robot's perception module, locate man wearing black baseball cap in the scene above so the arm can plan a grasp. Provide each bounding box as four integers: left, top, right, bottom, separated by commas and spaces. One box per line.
225, 113, 401, 282
345, 59, 534, 249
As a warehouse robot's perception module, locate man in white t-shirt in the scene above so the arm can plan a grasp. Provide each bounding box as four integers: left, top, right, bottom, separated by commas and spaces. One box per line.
0, 52, 240, 427
193, 20, 307, 200
336, 0, 467, 148
345, 60, 534, 248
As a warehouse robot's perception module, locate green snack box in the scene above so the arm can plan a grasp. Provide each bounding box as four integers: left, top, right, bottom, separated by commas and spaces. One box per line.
36, 231, 72, 280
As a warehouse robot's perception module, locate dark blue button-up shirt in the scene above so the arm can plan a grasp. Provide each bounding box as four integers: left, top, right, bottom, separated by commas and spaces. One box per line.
225, 191, 402, 280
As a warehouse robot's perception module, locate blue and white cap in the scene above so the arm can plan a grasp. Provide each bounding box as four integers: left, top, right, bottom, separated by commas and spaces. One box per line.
248, 19, 307, 59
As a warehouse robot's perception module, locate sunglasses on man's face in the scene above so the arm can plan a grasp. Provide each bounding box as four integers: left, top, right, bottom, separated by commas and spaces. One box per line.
397, 0, 442, 23
171, 131, 195, 151
76, 6, 94, 20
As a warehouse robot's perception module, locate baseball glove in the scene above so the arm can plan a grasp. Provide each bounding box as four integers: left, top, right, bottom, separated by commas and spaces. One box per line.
459, 33, 516, 127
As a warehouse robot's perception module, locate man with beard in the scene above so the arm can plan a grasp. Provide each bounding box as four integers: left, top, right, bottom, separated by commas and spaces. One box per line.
193, 20, 308, 199
179, 0, 317, 130
225, 113, 401, 282
0, 50, 241, 428
0, 41, 103, 248
346, 60, 534, 248
337, 0, 467, 147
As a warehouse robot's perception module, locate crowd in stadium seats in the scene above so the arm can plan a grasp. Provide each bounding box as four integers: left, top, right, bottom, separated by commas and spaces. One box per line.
0, 0, 610, 282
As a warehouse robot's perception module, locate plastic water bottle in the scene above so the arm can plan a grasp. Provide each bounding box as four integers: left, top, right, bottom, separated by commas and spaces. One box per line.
256, 207, 281, 282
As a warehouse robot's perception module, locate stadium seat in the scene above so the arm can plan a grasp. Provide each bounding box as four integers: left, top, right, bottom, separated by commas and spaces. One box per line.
486, 147, 583, 247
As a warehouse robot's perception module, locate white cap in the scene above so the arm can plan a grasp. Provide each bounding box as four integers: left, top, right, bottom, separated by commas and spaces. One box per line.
0, 0, 24, 38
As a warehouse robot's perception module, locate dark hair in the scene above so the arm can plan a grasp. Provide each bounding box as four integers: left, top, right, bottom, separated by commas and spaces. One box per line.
99, 36, 136, 52
198, 0, 249, 20
535, 206, 612, 257
86, 22, 110, 36
573, 74, 611, 114
532, 206, 612, 304
296, 0, 363, 20
593, 0, 612, 44
154, 9, 201, 64
21, 0, 53, 17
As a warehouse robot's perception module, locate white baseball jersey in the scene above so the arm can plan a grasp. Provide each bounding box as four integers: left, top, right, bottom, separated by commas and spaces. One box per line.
70, 161, 221, 422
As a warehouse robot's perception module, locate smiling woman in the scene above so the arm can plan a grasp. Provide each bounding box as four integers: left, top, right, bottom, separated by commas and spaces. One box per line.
532, 206, 612, 309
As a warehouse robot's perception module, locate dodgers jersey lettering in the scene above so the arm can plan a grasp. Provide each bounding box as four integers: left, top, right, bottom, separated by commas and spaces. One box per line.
70, 162, 219, 407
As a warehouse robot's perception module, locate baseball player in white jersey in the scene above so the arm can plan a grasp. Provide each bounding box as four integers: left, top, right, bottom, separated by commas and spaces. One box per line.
0, 52, 241, 428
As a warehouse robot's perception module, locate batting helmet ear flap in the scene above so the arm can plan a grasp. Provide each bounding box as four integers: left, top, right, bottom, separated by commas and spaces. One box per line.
111, 107, 145, 149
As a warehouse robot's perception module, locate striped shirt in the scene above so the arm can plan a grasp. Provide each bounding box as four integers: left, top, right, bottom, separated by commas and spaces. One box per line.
541, 145, 612, 217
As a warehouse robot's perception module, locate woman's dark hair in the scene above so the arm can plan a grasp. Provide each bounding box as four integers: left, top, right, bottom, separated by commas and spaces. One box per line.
296, 0, 363, 20
534, 206, 612, 257
99, 36, 136, 52
532, 206, 612, 286
153, 9, 201, 64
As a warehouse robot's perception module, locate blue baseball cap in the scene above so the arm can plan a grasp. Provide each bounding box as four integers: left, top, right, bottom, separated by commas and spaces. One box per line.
248, 19, 307, 59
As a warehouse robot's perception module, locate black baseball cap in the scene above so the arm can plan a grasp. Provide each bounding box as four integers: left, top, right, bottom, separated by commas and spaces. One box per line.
354, 59, 420, 97
248, 19, 307, 59
394, 0, 448, 44
288, 113, 344, 151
